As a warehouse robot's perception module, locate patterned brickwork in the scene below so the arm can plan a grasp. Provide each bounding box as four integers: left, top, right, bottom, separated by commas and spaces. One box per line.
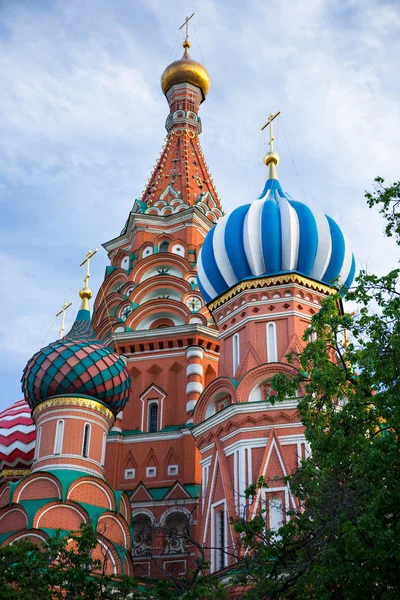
0, 399, 35, 470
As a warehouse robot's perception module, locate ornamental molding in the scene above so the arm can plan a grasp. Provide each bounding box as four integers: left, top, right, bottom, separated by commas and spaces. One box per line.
208, 274, 335, 311
32, 397, 115, 425
0, 469, 30, 478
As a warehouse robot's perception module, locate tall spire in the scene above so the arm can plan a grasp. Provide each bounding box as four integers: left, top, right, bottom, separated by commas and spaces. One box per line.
136, 30, 222, 221
261, 111, 281, 180
79, 249, 97, 311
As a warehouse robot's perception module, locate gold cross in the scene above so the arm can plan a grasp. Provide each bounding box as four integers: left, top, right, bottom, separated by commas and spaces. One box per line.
261, 110, 281, 152
179, 13, 195, 44
79, 249, 98, 289
56, 301, 73, 339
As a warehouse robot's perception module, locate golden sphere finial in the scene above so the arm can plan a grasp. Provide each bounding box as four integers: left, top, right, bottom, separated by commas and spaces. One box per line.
79, 287, 93, 301
264, 151, 280, 167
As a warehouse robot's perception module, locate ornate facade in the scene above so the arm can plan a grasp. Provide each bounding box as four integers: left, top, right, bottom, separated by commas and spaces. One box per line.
0, 37, 355, 581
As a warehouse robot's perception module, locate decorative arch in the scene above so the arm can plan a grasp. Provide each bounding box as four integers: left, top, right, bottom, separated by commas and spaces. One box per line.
93, 534, 122, 576
1, 528, 49, 548
97, 512, 131, 548
193, 377, 237, 425
119, 492, 131, 525
33, 500, 89, 530
0, 504, 28, 534
236, 363, 298, 404
0, 482, 10, 508
14, 472, 62, 503
67, 476, 116, 510
127, 299, 189, 330
130, 252, 189, 283
159, 506, 193, 527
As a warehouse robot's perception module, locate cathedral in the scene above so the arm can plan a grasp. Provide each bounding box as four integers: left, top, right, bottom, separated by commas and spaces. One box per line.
0, 33, 355, 579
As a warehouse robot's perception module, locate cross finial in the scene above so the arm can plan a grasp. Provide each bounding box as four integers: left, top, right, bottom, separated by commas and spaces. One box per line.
261, 110, 281, 180
56, 301, 73, 339
261, 110, 281, 153
79, 249, 98, 310
179, 13, 195, 48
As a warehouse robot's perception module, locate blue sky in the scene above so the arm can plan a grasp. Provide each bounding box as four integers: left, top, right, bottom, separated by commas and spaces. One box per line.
1, 0, 400, 410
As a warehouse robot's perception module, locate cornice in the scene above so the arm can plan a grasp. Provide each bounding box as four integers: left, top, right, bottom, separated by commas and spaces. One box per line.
102, 323, 219, 347
191, 399, 299, 438
103, 207, 214, 253
32, 396, 115, 425
208, 273, 335, 311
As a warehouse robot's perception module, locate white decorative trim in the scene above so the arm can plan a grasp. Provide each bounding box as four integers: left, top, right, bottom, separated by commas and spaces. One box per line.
192, 401, 300, 438
168, 464, 178, 476
186, 364, 203, 377
124, 468, 135, 480
186, 382, 203, 395
31, 463, 102, 477
68, 480, 113, 509
186, 399, 197, 413
186, 347, 205, 360
36, 504, 87, 527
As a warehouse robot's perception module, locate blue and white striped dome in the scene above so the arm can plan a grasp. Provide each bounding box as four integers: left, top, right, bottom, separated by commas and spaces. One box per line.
197, 177, 355, 304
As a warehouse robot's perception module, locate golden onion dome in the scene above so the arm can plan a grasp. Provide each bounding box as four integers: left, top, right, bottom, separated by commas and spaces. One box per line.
161, 40, 210, 101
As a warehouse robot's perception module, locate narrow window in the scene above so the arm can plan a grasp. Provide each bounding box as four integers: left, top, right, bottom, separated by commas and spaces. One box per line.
148, 403, 158, 433
159, 241, 169, 253
54, 420, 64, 455
266, 322, 278, 363
100, 432, 107, 466
216, 509, 225, 570
82, 423, 91, 458
34, 426, 42, 460
232, 333, 240, 375
269, 497, 283, 532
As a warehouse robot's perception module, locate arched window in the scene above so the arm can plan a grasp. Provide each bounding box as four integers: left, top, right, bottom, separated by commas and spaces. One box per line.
232, 333, 240, 375
266, 322, 278, 363
101, 432, 107, 466
148, 403, 158, 433
82, 423, 91, 458
164, 512, 188, 555
54, 420, 64, 455
34, 426, 42, 461
132, 514, 152, 557
159, 241, 169, 253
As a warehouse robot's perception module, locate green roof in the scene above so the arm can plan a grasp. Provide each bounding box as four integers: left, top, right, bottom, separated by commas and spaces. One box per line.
148, 487, 170, 500
183, 484, 201, 498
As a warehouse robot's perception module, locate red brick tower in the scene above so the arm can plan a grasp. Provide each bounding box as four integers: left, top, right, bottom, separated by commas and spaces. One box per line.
193, 122, 355, 572
91, 39, 222, 576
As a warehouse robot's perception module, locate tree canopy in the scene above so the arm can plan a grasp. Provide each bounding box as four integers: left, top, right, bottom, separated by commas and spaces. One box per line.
234, 177, 400, 599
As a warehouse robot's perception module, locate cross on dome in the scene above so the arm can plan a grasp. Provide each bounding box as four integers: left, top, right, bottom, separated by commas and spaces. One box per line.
261, 110, 281, 180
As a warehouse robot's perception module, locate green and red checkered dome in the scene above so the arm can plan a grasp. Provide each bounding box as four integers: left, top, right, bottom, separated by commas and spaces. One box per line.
21, 309, 131, 415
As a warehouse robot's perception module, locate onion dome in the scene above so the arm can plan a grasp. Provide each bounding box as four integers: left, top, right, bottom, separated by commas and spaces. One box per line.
161, 40, 210, 101
21, 306, 131, 415
0, 399, 35, 470
197, 151, 356, 304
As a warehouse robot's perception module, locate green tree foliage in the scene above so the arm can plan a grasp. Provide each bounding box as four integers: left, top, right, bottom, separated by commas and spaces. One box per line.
0, 524, 136, 599
234, 179, 400, 599
0, 522, 225, 599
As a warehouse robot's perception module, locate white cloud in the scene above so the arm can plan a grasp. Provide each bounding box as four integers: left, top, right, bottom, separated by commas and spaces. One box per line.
1, 0, 399, 407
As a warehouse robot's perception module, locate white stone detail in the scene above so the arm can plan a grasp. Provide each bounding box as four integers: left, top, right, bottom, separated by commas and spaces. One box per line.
186, 382, 203, 395
186, 347, 205, 360
186, 364, 203, 377
186, 399, 197, 413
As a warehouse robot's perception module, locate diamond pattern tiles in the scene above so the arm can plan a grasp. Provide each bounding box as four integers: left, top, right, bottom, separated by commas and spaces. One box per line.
22, 309, 131, 415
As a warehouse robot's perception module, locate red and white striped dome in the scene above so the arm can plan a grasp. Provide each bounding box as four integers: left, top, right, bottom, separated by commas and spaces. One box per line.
0, 399, 36, 470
